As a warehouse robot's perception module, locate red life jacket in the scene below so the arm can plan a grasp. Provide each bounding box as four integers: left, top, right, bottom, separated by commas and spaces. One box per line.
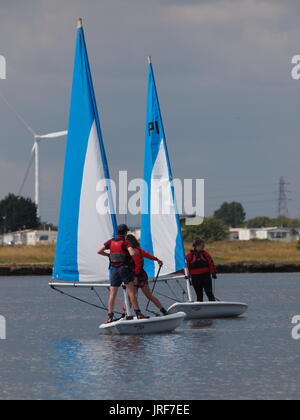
109, 238, 130, 267
131, 247, 158, 274
186, 250, 217, 275
130, 247, 145, 272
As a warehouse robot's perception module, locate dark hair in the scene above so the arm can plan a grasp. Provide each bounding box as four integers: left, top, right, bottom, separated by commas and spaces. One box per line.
126, 234, 140, 249
193, 237, 205, 249
117, 224, 129, 235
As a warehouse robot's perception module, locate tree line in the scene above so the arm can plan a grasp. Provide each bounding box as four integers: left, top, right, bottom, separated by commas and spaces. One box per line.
0, 194, 57, 234
183, 201, 300, 243
1, 194, 299, 245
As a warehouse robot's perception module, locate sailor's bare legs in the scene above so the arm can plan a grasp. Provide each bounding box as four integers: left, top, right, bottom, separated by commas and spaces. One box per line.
108, 284, 140, 315
108, 287, 119, 314
131, 283, 163, 310
126, 282, 140, 311
140, 285, 163, 310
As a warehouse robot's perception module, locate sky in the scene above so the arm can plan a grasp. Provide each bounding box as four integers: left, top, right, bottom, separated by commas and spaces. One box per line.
0, 0, 300, 225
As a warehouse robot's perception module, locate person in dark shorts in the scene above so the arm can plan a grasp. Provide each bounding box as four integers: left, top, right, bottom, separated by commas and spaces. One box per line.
186, 237, 217, 302
126, 234, 168, 316
98, 224, 147, 323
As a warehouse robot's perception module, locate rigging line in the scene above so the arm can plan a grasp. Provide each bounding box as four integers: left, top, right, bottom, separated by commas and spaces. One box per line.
208, 198, 277, 204
236, 199, 277, 204
50, 286, 123, 313
91, 287, 108, 311
51, 286, 106, 311
207, 182, 277, 190
155, 290, 179, 302
176, 279, 187, 299
166, 280, 181, 301
213, 185, 276, 191
155, 290, 181, 303
207, 191, 277, 199
93, 286, 124, 316
146, 265, 162, 313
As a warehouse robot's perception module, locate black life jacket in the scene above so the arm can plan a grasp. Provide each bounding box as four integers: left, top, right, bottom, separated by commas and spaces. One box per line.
189, 251, 209, 270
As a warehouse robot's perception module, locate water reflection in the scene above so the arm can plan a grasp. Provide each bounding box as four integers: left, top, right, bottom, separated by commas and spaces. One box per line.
48, 330, 210, 399
49, 339, 95, 398
2, 274, 300, 399
186, 319, 214, 329
102, 335, 147, 352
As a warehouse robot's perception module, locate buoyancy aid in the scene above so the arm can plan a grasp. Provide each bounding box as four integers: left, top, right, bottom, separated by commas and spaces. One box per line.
189, 251, 209, 270
186, 250, 217, 275
109, 238, 130, 266
131, 248, 158, 275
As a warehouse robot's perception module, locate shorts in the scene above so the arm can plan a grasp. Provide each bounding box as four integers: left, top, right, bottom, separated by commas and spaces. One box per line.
110, 265, 134, 287
134, 269, 149, 289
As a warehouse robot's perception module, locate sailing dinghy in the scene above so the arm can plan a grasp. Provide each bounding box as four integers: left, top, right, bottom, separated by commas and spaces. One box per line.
99, 312, 185, 335
49, 20, 185, 335
141, 58, 248, 320
167, 300, 248, 319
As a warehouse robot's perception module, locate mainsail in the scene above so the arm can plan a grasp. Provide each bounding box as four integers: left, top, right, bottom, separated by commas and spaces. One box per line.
141, 58, 186, 278
53, 19, 117, 283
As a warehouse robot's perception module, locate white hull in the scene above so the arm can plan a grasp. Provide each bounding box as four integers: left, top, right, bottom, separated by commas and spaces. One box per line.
99, 312, 186, 335
167, 302, 248, 319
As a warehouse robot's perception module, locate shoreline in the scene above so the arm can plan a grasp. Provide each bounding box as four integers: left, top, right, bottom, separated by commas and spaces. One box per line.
0, 263, 300, 276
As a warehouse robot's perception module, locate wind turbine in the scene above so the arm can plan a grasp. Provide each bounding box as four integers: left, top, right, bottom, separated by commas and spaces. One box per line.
0, 92, 67, 218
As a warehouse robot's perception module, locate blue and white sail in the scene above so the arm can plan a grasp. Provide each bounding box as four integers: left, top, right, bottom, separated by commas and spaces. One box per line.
141, 58, 186, 278
53, 19, 117, 283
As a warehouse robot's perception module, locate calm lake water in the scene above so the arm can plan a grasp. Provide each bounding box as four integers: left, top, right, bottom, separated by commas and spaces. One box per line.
0, 273, 299, 400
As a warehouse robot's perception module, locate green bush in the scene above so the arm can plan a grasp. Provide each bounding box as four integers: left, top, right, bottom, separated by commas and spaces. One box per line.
214, 202, 246, 228
182, 216, 229, 243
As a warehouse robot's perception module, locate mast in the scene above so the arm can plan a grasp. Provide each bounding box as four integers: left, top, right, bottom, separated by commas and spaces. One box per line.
53, 18, 117, 283
141, 57, 187, 279
34, 140, 40, 218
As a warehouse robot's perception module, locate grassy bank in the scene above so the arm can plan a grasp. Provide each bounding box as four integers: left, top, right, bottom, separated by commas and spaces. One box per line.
186, 241, 300, 264
0, 241, 300, 266
0, 244, 55, 266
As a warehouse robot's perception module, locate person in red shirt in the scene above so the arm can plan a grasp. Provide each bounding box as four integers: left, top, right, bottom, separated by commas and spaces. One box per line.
98, 224, 147, 323
126, 234, 168, 316
186, 237, 217, 302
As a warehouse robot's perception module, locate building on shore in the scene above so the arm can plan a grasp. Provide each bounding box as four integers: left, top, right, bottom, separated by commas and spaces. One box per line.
0, 230, 57, 246
229, 227, 300, 243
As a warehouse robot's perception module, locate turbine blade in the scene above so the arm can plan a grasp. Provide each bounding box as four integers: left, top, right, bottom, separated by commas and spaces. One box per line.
18, 146, 36, 196
0, 90, 36, 137
35, 130, 68, 139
